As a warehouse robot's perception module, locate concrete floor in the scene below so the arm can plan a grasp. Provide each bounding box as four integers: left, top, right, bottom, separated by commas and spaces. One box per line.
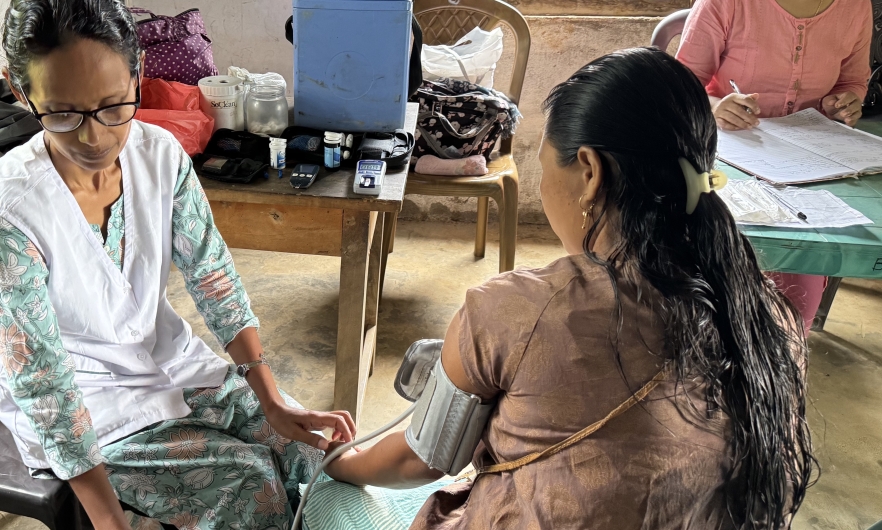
2, 220, 880, 529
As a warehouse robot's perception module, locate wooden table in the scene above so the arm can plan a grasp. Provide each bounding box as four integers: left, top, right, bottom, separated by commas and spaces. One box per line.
200, 104, 417, 423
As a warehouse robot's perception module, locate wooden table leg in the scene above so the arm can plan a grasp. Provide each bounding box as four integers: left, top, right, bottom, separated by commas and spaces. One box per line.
368, 214, 385, 376
811, 277, 843, 332
380, 211, 396, 300
333, 210, 377, 424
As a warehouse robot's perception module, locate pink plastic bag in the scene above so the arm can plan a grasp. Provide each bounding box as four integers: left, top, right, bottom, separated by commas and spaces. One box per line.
135, 77, 213, 156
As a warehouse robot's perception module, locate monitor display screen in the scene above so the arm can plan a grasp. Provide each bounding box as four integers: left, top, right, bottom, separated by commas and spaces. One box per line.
359, 162, 384, 172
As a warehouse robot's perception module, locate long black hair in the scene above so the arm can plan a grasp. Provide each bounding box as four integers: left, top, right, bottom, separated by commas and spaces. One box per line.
3, 0, 141, 92
543, 47, 814, 528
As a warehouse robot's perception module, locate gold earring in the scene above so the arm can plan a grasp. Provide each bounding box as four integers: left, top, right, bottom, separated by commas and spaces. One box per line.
579, 194, 596, 230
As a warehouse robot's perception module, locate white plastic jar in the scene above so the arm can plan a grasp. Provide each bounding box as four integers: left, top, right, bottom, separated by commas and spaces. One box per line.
198, 76, 245, 132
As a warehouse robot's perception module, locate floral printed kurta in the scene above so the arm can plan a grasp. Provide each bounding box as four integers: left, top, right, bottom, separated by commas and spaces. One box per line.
0, 154, 258, 480
102, 367, 326, 529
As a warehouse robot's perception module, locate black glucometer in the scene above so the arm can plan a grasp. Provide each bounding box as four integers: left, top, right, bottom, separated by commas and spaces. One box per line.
289, 164, 322, 189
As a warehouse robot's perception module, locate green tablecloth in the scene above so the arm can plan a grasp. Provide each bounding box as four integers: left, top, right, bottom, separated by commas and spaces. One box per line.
726, 115, 882, 278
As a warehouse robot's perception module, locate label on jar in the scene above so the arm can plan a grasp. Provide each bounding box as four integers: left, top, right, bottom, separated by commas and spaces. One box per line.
200, 95, 245, 131
324, 146, 341, 168
271, 150, 286, 169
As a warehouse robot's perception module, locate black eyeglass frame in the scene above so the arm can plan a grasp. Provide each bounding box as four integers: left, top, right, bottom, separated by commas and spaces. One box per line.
17, 76, 142, 133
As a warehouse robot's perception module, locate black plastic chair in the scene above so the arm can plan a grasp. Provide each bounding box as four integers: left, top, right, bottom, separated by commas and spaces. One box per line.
0, 423, 84, 529
0, 423, 175, 530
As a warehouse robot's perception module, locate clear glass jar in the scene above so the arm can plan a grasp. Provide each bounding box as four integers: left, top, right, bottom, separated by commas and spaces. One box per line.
245, 85, 289, 137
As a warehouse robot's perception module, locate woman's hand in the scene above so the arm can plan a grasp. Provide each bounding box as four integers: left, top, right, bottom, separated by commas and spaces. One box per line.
263, 402, 356, 451
224, 328, 356, 450
822, 92, 862, 126
712, 93, 761, 130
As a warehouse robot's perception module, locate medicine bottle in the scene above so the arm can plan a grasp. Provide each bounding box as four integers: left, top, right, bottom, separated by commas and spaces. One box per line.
269, 138, 287, 169
323, 132, 342, 172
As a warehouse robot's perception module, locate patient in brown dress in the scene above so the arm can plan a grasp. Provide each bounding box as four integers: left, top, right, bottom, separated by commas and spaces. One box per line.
326, 47, 815, 530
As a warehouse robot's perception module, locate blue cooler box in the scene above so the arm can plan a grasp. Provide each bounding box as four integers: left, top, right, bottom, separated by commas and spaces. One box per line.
291, 0, 412, 132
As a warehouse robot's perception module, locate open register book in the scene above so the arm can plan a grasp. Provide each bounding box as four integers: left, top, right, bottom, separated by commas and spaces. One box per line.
716, 109, 882, 184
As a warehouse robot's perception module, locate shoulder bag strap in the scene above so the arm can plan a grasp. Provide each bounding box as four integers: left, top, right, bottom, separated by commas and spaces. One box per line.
475, 369, 669, 476
128, 7, 156, 17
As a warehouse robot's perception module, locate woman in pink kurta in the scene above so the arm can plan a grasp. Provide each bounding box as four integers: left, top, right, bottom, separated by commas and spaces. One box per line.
677, 0, 873, 334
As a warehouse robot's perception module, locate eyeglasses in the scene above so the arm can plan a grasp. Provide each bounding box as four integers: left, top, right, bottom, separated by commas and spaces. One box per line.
18, 78, 141, 134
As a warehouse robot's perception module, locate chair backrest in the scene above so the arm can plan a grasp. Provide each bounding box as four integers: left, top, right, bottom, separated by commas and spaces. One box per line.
650, 9, 691, 52
414, 0, 531, 106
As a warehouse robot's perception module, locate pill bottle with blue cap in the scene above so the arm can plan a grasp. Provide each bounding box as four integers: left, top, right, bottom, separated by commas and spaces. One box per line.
324, 132, 342, 172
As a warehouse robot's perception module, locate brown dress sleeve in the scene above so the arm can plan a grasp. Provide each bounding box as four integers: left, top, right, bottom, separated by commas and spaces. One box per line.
457, 269, 563, 399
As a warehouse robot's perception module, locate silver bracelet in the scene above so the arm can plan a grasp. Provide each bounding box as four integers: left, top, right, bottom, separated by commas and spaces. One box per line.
236, 353, 269, 378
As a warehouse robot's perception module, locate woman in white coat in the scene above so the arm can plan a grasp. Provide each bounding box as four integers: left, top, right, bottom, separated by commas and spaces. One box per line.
0, 1, 353, 529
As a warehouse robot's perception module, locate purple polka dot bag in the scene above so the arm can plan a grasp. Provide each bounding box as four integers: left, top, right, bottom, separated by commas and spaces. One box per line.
129, 7, 219, 86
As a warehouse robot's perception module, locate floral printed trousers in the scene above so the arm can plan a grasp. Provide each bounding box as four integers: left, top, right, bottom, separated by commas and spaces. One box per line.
102, 368, 325, 530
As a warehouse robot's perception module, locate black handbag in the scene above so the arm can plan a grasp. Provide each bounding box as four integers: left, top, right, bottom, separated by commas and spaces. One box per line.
410, 78, 521, 164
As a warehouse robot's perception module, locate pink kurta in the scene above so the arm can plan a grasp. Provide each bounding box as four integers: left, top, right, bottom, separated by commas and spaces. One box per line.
676, 0, 873, 118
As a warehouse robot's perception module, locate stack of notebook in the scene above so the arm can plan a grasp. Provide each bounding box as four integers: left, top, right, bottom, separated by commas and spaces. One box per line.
716, 108, 882, 185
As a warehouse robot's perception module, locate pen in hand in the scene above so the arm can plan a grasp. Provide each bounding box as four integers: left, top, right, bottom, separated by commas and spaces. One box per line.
729, 80, 753, 115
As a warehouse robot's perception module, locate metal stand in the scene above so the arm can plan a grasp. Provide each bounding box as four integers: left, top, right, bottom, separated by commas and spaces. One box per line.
811, 277, 843, 332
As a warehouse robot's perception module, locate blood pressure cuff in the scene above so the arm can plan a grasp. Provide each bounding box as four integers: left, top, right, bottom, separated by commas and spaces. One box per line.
403, 356, 495, 475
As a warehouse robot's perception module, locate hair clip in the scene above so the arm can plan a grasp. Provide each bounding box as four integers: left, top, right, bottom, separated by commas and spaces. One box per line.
679, 158, 728, 215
